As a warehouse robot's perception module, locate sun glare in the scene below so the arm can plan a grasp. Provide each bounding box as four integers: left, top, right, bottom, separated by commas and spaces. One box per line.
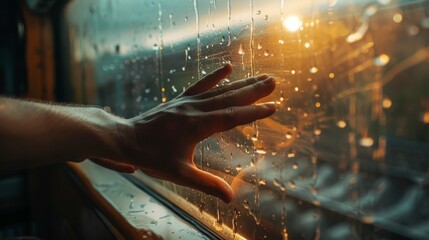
283, 16, 302, 32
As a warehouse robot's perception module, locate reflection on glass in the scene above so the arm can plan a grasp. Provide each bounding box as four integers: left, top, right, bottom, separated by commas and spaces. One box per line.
60, 0, 429, 239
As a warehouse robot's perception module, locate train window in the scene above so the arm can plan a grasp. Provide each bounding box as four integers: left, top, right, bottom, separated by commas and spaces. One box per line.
59, 0, 429, 239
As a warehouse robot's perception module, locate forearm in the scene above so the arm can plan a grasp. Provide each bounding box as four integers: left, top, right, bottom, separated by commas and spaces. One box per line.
0, 97, 129, 172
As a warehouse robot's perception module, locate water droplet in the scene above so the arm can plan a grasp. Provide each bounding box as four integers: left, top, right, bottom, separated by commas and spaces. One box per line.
313, 128, 322, 135
346, 19, 369, 43
256, 10, 261, 15
311, 156, 317, 165
359, 137, 374, 147
304, 42, 310, 48
256, 149, 267, 155
221, 35, 225, 43
238, 43, 245, 55
288, 180, 296, 189
264, 15, 269, 20
136, 96, 142, 103
89, 5, 96, 14
213, 220, 223, 231
259, 179, 266, 185
285, 133, 292, 139
309, 67, 318, 74
251, 133, 258, 141
162, 97, 167, 102
337, 120, 347, 128
292, 163, 299, 170
202, 69, 207, 75
280, 92, 285, 102
257, 42, 263, 49
236, 164, 242, 171
273, 179, 281, 187
329, 72, 335, 79
185, 16, 188, 21
278, 39, 285, 44
264, 50, 270, 57
282, 227, 288, 240
393, 13, 403, 23
250, 159, 255, 167
315, 102, 321, 108
383, 98, 392, 109
243, 200, 250, 209
294, 87, 299, 92
169, 13, 174, 29
374, 54, 390, 66
287, 150, 296, 158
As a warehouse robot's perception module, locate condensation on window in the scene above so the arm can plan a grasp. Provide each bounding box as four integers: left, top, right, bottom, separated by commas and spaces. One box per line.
61, 0, 429, 239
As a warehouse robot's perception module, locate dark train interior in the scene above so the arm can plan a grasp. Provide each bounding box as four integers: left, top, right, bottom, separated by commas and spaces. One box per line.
1, 0, 429, 239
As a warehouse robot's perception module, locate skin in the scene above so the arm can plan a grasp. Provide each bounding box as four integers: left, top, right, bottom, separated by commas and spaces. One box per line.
0, 64, 276, 203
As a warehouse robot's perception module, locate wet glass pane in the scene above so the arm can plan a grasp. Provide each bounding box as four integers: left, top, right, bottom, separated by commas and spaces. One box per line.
61, 0, 429, 239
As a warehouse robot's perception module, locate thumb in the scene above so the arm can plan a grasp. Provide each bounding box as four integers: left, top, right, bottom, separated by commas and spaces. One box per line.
180, 164, 234, 203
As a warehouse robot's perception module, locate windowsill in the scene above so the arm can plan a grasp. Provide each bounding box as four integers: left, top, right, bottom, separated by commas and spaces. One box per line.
68, 160, 216, 240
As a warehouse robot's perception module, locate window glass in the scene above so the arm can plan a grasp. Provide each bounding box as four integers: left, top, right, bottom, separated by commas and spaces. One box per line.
61, 0, 429, 239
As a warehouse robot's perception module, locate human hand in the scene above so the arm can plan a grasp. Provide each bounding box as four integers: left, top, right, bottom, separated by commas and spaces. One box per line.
117, 64, 276, 203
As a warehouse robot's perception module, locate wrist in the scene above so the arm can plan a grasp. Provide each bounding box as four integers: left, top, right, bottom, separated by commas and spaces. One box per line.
82, 108, 134, 162
114, 116, 138, 162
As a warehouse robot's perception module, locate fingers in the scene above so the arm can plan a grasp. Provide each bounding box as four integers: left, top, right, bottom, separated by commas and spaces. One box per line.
179, 164, 234, 203
90, 158, 137, 173
195, 77, 276, 111
182, 64, 233, 96
200, 104, 276, 138
194, 74, 269, 99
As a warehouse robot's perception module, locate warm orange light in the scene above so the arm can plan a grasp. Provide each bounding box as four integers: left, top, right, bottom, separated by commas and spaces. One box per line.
382, 98, 392, 109
423, 112, 429, 124
359, 137, 374, 147
393, 13, 403, 23
283, 16, 302, 32
337, 120, 347, 128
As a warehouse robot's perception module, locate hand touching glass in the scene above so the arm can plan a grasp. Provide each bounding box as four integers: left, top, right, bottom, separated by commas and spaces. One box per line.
0, 64, 276, 203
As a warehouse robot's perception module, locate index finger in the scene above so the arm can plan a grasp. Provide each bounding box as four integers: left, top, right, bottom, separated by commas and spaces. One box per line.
182, 64, 233, 96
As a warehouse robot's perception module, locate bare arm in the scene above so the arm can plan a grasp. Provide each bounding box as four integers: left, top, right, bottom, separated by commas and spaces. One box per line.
0, 64, 276, 202
0, 97, 128, 170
